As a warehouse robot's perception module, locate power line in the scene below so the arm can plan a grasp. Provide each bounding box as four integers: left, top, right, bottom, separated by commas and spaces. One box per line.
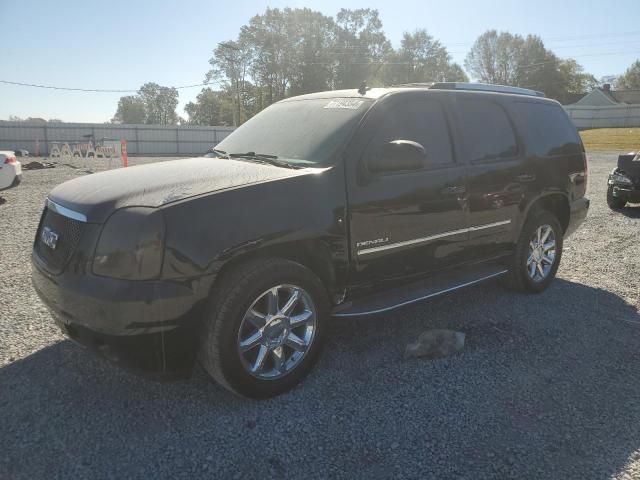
444, 30, 640, 48
0, 79, 225, 93
1, 49, 637, 93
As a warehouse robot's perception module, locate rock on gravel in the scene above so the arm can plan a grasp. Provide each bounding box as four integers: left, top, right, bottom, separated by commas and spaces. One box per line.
1, 153, 640, 480
404, 329, 465, 359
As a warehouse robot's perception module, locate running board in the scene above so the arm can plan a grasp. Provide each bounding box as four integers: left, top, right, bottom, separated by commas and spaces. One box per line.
332, 265, 508, 317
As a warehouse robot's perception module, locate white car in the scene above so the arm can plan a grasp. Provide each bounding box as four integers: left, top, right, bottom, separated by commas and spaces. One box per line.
0, 151, 22, 191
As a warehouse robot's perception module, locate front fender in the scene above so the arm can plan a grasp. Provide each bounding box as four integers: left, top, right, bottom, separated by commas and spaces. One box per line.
159, 166, 348, 288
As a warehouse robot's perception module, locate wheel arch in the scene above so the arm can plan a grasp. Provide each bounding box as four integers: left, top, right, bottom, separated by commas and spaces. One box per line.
520, 192, 570, 235
210, 238, 341, 303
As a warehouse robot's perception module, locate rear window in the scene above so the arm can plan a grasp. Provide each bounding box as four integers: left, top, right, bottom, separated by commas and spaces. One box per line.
456, 99, 518, 162
511, 102, 581, 157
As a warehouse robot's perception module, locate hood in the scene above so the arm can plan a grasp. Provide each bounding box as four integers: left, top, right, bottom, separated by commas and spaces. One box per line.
49, 157, 309, 223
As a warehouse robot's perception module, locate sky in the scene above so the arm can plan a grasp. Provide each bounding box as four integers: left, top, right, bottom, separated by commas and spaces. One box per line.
1, 0, 640, 123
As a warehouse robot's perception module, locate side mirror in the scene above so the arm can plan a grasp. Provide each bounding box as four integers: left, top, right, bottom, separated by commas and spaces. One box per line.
367, 140, 426, 174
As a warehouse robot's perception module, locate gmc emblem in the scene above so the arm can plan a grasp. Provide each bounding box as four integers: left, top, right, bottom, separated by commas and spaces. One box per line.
41, 226, 59, 250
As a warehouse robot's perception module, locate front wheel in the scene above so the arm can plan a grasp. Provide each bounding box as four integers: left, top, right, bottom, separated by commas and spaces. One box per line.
607, 185, 627, 210
198, 258, 329, 398
503, 210, 563, 294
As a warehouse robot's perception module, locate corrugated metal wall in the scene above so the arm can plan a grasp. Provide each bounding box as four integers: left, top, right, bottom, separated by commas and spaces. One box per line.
0, 121, 235, 156
565, 105, 640, 130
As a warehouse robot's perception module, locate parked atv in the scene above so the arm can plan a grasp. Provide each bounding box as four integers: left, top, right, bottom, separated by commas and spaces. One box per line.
607, 151, 640, 209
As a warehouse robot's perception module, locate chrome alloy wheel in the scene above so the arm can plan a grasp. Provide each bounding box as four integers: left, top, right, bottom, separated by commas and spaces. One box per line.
237, 284, 317, 379
527, 224, 556, 282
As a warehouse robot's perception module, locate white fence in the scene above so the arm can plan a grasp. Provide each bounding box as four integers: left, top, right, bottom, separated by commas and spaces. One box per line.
565, 104, 640, 130
0, 121, 235, 156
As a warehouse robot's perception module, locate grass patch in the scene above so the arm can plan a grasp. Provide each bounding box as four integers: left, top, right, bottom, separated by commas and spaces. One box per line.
580, 128, 640, 152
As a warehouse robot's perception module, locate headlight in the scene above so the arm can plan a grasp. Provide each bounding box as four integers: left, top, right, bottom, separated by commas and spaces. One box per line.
609, 171, 633, 186
93, 207, 165, 280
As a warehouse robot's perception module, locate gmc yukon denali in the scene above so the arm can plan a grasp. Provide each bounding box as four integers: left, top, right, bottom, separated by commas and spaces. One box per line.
32, 83, 589, 398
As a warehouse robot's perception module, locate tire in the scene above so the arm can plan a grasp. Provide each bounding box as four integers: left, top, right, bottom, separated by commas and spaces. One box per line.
607, 185, 627, 210
198, 258, 329, 399
503, 210, 563, 294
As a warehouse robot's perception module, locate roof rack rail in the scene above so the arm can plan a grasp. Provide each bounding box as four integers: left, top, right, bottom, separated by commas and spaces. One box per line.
390, 82, 436, 88
428, 82, 545, 97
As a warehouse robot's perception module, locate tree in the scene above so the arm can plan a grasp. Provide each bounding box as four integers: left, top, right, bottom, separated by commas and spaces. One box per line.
557, 59, 598, 100
207, 40, 252, 126
184, 88, 234, 125
111, 95, 146, 124
465, 30, 597, 102
382, 30, 468, 85
464, 30, 524, 85
138, 83, 179, 125
618, 60, 640, 90
333, 8, 391, 88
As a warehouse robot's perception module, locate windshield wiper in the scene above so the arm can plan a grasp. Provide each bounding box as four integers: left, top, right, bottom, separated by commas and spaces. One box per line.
207, 148, 229, 158
228, 152, 301, 169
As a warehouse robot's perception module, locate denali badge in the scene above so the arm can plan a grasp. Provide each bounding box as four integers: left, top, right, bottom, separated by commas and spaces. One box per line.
356, 237, 389, 248
41, 226, 59, 250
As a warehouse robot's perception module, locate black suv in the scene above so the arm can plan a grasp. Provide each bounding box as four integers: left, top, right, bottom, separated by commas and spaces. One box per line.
32, 83, 589, 398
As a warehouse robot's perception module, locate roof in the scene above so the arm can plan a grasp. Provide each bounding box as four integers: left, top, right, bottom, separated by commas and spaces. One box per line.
281, 83, 552, 104
611, 90, 640, 105
562, 92, 588, 105
570, 88, 640, 106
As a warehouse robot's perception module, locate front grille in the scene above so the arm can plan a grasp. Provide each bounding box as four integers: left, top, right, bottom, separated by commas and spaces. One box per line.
34, 207, 85, 273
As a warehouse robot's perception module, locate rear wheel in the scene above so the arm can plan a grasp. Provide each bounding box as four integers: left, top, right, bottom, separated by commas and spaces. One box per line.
198, 258, 328, 398
607, 185, 627, 210
503, 210, 563, 293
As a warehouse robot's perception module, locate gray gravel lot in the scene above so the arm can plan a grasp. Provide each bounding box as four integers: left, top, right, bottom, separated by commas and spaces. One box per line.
1, 153, 639, 479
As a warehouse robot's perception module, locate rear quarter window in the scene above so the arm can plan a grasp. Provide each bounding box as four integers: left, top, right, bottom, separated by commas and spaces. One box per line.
511, 102, 581, 157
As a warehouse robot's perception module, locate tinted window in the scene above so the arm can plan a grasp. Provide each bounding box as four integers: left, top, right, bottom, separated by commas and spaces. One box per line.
457, 99, 518, 162
512, 102, 581, 157
366, 98, 454, 166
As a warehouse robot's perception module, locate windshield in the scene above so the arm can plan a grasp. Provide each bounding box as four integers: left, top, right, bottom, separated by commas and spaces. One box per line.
215, 97, 372, 167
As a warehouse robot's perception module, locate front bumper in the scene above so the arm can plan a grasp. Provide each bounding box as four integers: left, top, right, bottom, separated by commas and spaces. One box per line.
610, 185, 640, 203
32, 255, 215, 379
0, 172, 21, 191
565, 197, 589, 238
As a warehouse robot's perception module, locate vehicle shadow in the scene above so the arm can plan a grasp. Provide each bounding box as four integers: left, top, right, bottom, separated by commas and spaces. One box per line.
1, 278, 639, 479
617, 204, 640, 218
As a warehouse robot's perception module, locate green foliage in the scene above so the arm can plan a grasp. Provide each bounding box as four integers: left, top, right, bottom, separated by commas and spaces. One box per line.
196, 8, 466, 125
617, 60, 640, 90
111, 95, 146, 124
138, 83, 179, 125
464, 31, 598, 102
185, 88, 235, 126
381, 30, 468, 85
112, 83, 178, 125
181, 12, 603, 126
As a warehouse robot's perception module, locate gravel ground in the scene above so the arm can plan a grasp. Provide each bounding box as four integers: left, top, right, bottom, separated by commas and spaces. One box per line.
1, 153, 639, 479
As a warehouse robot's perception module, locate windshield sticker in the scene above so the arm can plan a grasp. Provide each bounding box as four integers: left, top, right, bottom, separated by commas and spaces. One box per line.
324, 99, 365, 110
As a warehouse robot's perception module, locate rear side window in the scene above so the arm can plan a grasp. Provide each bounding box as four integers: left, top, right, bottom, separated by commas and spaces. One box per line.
365, 98, 454, 166
511, 102, 581, 157
456, 99, 518, 162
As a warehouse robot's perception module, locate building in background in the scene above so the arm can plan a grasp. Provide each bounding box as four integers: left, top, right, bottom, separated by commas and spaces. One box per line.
565, 84, 640, 129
